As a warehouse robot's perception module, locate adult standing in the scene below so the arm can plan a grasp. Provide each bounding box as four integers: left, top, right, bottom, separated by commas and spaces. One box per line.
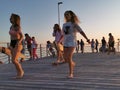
25, 33, 32, 59
95, 39, 99, 52
61, 10, 90, 78
9, 13, 25, 79
101, 37, 107, 52
76, 40, 80, 53
80, 39, 85, 53
91, 39, 95, 53
108, 33, 115, 54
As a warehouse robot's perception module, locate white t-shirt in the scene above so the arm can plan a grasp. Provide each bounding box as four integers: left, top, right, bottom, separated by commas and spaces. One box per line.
31, 40, 37, 48
62, 22, 83, 47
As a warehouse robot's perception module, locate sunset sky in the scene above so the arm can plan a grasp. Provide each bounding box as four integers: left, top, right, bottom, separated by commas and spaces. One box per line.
0, 0, 120, 44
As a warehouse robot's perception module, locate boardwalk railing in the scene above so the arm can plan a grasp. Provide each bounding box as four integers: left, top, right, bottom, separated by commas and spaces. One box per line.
0, 43, 54, 64
0, 42, 120, 64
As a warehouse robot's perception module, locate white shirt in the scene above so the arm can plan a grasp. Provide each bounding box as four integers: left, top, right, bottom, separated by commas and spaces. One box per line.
62, 22, 83, 47
31, 40, 37, 48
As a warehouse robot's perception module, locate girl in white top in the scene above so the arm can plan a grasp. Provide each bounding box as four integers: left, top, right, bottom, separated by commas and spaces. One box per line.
61, 10, 90, 78
31, 37, 38, 60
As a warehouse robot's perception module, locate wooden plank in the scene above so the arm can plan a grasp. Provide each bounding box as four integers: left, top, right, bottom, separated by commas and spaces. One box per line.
0, 53, 120, 90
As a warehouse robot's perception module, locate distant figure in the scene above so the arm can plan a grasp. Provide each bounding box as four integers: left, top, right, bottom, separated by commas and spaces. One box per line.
0, 47, 26, 63
108, 33, 115, 54
25, 33, 32, 59
80, 39, 84, 53
101, 37, 107, 52
117, 39, 120, 52
76, 40, 80, 53
9, 13, 25, 79
95, 39, 99, 52
46, 41, 55, 57
21, 39, 26, 54
31, 36, 38, 60
52, 24, 64, 64
60, 10, 90, 78
91, 39, 95, 53
20, 39, 26, 62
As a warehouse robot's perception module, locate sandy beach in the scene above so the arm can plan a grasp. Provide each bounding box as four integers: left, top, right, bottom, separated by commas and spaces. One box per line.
0, 52, 120, 90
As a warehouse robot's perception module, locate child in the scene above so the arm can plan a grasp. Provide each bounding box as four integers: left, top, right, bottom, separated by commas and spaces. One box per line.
31, 37, 38, 60
46, 41, 55, 57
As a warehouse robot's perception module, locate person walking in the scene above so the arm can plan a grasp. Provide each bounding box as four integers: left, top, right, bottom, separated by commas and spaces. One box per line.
60, 10, 90, 78
9, 13, 25, 79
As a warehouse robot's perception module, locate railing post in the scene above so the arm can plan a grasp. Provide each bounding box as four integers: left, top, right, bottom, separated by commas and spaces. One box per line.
40, 44, 42, 58
7, 43, 11, 64
117, 39, 120, 52
46, 46, 48, 57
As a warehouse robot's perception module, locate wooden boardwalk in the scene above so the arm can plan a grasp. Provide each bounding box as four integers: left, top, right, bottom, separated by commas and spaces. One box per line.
0, 53, 120, 90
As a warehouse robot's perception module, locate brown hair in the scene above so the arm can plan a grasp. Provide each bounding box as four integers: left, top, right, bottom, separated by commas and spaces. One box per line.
53, 24, 61, 33
64, 10, 80, 24
10, 13, 21, 27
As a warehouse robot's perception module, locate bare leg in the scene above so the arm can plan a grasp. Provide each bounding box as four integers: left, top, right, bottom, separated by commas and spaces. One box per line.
0, 47, 11, 56
11, 45, 24, 79
0, 47, 25, 59
64, 47, 75, 78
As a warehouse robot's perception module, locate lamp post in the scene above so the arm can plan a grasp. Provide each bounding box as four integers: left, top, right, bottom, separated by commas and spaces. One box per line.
58, 2, 63, 26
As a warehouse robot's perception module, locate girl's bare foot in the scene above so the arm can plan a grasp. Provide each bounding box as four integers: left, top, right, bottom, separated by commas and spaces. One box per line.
56, 60, 60, 63
67, 74, 73, 79
67, 61, 75, 79
20, 58, 24, 62
60, 59, 65, 63
16, 71, 24, 79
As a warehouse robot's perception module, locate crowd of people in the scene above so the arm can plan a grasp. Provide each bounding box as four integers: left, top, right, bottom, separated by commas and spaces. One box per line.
25, 34, 39, 60
75, 33, 115, 54
0, 10, 117, 79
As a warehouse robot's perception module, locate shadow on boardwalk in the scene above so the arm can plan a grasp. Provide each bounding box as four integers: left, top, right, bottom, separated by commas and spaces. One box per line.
0, 53, 120, 90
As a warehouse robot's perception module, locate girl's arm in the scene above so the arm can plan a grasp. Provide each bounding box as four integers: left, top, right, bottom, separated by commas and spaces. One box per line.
75, 24, 90, 43
80, 31, 90, 43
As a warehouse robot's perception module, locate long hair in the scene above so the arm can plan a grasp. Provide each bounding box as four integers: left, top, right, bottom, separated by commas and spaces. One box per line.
64, 10, 80, 24
10, 13, 21, 27
53, 24, 61, 33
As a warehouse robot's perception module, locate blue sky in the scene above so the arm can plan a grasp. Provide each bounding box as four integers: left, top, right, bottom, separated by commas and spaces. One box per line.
0, 0, 120, 44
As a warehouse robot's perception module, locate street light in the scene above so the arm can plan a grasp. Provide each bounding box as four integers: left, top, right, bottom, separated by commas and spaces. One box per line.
58, 2, 63, 26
